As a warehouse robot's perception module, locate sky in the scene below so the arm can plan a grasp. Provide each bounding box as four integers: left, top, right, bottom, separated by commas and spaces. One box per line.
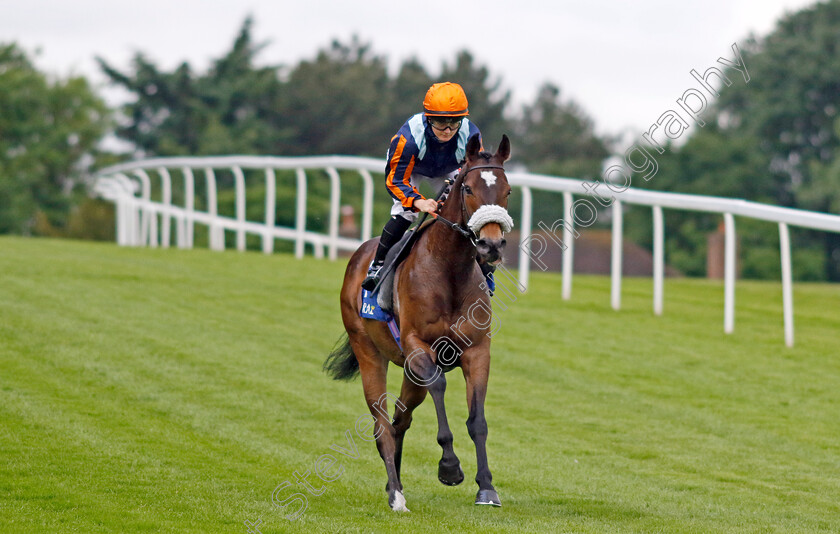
1, 0, 819, 138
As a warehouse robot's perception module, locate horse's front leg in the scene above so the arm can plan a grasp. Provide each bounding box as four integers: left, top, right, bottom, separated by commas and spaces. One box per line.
461, 346, 501, 506
404, 336, 464, 486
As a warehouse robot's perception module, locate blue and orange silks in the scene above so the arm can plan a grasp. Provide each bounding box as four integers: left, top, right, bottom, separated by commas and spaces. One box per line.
384, 113, 481, 209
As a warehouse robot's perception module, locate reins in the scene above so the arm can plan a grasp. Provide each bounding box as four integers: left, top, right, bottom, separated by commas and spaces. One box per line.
432, 211, 475, 244
370, 163, 505, 294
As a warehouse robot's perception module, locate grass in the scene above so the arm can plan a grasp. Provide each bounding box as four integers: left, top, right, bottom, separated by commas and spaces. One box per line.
1, 235, 840, 533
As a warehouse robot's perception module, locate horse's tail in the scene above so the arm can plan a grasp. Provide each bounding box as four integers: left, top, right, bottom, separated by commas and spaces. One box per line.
323, 333, 360, 381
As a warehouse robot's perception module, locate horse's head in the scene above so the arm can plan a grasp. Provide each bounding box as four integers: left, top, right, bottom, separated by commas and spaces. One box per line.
459, 134, 513, 266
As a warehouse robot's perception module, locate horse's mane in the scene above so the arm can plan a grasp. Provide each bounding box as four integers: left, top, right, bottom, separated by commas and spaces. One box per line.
416, 217, 437, 234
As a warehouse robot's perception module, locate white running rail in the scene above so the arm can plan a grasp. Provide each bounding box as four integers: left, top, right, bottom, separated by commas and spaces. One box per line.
95, 155, 840, 347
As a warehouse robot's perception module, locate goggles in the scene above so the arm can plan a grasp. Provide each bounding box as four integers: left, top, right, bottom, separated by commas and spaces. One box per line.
428, 116, 463, 130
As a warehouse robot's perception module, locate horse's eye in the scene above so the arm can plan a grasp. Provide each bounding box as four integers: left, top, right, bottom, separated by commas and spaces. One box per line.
463, 185, 473, 195
505, 189, 512, 197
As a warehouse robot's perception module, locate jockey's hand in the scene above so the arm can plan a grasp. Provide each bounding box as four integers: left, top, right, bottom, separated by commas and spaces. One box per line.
414, 198, 438, 214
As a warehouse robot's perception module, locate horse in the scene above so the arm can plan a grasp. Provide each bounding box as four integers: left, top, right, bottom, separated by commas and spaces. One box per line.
324, 134, 513, 512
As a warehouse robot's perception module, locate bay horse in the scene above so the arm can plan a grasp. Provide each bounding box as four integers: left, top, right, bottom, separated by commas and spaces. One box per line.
324, 134, 513, 512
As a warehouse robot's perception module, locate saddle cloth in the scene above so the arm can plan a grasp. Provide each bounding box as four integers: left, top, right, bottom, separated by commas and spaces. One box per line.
360, 288, 401, 350
376, 229, 417, 313
358, 227, 425, 351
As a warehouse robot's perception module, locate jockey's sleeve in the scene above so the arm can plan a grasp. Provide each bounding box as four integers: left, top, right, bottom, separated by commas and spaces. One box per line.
385, 134, 423, 209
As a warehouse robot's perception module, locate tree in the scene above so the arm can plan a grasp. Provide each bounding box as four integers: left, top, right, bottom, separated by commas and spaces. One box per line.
711, 0, 840, 279
282, 36, 392, 156
97, 17, 289, 157
622, 2, 840, 280
388, 58, 434, 131
801, 117, 840, 215
514, 82, 610, 178
440, 51, 511, 147
626, 126, 777, 277
0, 43, 109, 234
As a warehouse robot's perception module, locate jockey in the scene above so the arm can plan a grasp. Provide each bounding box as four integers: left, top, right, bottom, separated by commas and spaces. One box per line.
361, 82, 484, 291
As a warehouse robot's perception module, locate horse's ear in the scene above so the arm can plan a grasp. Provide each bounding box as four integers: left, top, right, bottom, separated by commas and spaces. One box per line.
497, 134, 511, 162
466, 133, 482, 162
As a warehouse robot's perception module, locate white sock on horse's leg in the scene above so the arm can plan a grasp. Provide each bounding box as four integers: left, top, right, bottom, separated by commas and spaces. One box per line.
390, 490, 409, 512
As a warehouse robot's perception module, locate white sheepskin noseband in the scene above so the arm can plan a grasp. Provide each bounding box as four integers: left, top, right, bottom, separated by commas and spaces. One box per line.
467, 204, 514, 234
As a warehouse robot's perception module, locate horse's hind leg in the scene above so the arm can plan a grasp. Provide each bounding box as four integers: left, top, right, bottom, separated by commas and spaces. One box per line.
392, 373, 428, 483
404, 340, 464, 486
350, 335, 409, 511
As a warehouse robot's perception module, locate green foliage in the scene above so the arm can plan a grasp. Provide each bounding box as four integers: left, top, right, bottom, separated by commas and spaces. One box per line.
93, 19, 611, 252
627, 126, 772, 278
793, 246, 827, 281
514, 83, 610, 179
0, 43, 109, 234
97, 17, 288, 156
617, 2, 840, 281
704, 0, 840, 279
440, 51, 511, 146
96, 18, 610, 176
12, 7, 840, 285
641, 126, 772, 201
283, 37, 393, 157
742, 246, 781, 280
388, 58, 434, 131
801, 118, 840, 214
627, 112, 833, 280
716, 2, 840, 209
32, 198, 115, 241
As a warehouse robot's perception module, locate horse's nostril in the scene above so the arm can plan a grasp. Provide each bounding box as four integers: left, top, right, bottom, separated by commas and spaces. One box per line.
500, 238, 507, 248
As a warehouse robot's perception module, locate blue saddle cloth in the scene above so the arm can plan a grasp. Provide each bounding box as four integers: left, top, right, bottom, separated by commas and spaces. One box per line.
360, 289, 401, 350
360, 288, 391, 321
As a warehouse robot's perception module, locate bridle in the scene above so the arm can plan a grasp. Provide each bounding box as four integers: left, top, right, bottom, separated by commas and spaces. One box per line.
433, 163, 506, 246
371, 162, 508, 294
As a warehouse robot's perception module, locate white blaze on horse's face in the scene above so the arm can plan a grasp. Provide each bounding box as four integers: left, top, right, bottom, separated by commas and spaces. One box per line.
480, 171, 497, 188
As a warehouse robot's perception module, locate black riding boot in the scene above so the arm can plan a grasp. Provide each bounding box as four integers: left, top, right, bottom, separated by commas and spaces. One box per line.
361, 216, 412, 291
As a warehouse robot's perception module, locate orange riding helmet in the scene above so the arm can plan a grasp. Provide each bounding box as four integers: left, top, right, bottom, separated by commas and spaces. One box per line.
423, 82, 469, 117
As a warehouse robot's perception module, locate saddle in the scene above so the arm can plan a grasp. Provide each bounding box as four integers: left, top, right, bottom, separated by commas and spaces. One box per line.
357, 221, 435, 351
376, 220, 435, 312
358, 230, 413, 322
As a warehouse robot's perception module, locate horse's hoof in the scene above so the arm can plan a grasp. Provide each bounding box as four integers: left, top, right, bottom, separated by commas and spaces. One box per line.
438, 461, 465, 486
388, 490, 410, 512
475, 488, 502, 506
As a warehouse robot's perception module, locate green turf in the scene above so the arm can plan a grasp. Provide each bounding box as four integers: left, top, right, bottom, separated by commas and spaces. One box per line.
2, 236, 839, 533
